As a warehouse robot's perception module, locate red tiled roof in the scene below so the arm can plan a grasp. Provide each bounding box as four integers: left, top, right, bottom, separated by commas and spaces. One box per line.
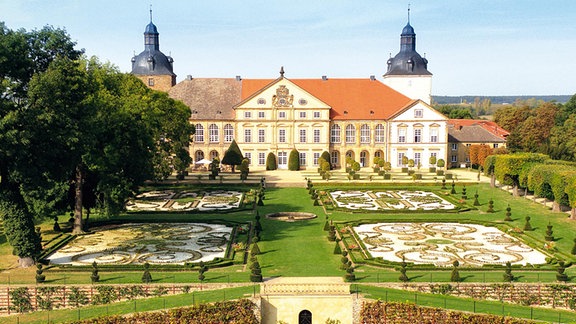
448, 119, 509, 139
241, 78, 413, 120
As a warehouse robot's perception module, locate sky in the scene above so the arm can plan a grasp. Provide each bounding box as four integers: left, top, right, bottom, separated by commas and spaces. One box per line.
2, 0, 576, 96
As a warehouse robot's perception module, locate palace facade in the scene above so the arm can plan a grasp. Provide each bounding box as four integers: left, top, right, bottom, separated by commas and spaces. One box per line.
132, 15, 449, 170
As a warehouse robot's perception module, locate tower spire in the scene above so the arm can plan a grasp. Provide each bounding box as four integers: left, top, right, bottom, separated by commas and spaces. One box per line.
149, 5, 153, 22
408, 3, 411, 24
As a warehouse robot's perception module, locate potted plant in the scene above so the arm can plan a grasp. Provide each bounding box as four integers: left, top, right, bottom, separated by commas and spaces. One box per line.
436, 158, 445, 176
429, 155, 437, 173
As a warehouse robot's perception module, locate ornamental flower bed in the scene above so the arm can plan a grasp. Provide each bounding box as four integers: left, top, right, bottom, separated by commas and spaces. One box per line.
354, 223, 548, 267
126, 190, 243, 212
47, 223, 232, 265
329, 190, 455, 211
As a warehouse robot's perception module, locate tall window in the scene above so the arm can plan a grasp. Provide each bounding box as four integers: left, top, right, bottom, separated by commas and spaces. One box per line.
345, 124, 356, 144
299, 152, 306, 166
414, 128, 422, 143
313, 129, 320, 143
224, 124, 234, 143
430, 128, 438, 143
451, 155, 457, 163
313, 152, 320, 165
278, 152, 287, 165
331, 151, 339, 165
430, 152, 437, 162
258, 152, 265, 165
375, 124, 385, 143
398, 127, 406, 143
278, 129, 286, 143
451, 143, 458, 150
244, 129, 252, 143
398, 152, 405, 167
244, 153, 251, 164
360, 124, 370, 144
258, 129, 265, 143
299, 129, 307, 143
330, 125, 341, 143
208, 124, 219, 143
195, 124, 204, 142
414, 152, 421, 166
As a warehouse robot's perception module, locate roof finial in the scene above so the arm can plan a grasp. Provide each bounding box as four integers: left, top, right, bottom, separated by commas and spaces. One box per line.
280, 66, 285, 77
149, 4, 153, 22
408, 3, 411, 24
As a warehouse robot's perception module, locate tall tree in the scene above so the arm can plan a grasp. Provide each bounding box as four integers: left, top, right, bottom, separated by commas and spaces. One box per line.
221, 140, 243, 172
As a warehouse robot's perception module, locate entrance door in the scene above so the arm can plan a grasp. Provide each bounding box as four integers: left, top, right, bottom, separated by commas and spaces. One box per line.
278, 152, 287, 169
298, 310, 312, 324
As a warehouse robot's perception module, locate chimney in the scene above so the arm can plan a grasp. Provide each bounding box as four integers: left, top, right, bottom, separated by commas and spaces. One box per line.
321, 75, 328, 81
370, 75, 376, 81
236, 75, 242, 81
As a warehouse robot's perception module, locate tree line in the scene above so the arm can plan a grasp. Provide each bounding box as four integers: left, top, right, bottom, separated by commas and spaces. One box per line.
0, 22, 193, 267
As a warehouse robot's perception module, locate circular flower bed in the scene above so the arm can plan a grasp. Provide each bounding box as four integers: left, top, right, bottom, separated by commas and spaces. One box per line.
265, 212, 317, 222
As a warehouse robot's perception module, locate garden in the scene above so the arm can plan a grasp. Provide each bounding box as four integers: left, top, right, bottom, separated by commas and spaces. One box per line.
2, 173, 576, 322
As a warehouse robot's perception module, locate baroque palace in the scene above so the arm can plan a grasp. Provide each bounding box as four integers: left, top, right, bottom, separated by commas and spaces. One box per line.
131, 14, 450, 170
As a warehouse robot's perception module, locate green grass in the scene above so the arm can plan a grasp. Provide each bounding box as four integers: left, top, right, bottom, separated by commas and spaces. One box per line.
1, 285, 259, 324
355, 284, 576, 323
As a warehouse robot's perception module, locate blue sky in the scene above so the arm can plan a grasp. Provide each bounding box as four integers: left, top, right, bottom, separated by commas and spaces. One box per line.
2, 0, 575, 96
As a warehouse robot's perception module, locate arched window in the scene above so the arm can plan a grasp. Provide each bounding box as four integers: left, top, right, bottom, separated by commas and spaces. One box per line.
345, 124, 356, 144
360, 124, 370, 144
208, 124, 219, 143
209, 150, 219, 160
195, 124, 204, 142
375, 124, 385, 143
298, 310, 312, 324
195, 150, 204, 162
224, 124, 234, 143
330, 125, 341, 143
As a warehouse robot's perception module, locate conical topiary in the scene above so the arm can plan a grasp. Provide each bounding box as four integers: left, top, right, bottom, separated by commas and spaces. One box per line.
545, 223, 554, 241
451, 181, 456, 194
334, 239, 342, 254
399, 257, 409, 282
250, 242, 260, 255
450, 260, 460, 282
461, 185, 467, 200
53, 216, 61, 232
141, 262, 152, 283
473, 191, 480, 206
340, 250, 349, 270
91, 261, 100, 283
36, 264, 46, 283
556, 261, 569, 282
503, 261, 514, 282
250, 256, 263, 282
524, 216, 533, 231
441, 178, 447, 190
345, 266, 356, 282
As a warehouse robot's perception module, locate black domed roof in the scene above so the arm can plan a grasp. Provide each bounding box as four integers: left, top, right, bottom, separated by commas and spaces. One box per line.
384, 21, 431, 76
145, 22, 158, 35
401, 23, 415, 36
131, 18, 175, 77
131, 50, 175, 76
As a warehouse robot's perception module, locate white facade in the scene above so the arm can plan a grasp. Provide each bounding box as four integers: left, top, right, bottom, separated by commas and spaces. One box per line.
383, 74, 432, 105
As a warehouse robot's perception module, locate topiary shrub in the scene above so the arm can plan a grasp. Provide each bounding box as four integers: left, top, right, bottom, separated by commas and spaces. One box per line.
473, 191, 480, 206
321, 151, 332, 170
524, 216, 533, 231
288, 149, 300, 171
36, 264, 46, 283
91, 261, 100, 283
450, 260, 460, 282
141, 262, 152, 283
556, 261, 569, 282
503, 261, 514, 282
345, 266, 356, 282
545, 223, 554, 241
504, 204, 512, 221
487, 198, 494, 213
250, 257, 263, 282
399, 258, 409, 282
266, 152, 277, 170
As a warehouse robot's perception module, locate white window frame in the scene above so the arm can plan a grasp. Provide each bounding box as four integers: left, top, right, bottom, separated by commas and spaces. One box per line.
244, 111, 252, 119
258, 129, 266, 143
430, 128, 438, 143
398, 127, 406, 143
345, 124, 356, 144
258, 111, 265, 119
299, 111, 306, 119
414, 152, 421, 166
299, 152, 306, 166
331, 151, 339, 165
330, 125, 341, 143
258, 152, 266, 165
299, 129, 307, 143
209, 124, 219, 143
313, 111, 321, 119
244, 129, 252, 143
278, 152, 287, 165
414, 128, 422, 143
451, 143, 458, 150
195, 124, 204, 142
313, 152, 320, 165
278, 129, 286, 143
398, 152, 405, 167
375, 124, 385, 143
313, 129, 320, 143
278, 111, 286, 119
360, 124, 370, 144
224, 124, 234, 143
414, 109, 423, 118
244, 153, 251, 164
